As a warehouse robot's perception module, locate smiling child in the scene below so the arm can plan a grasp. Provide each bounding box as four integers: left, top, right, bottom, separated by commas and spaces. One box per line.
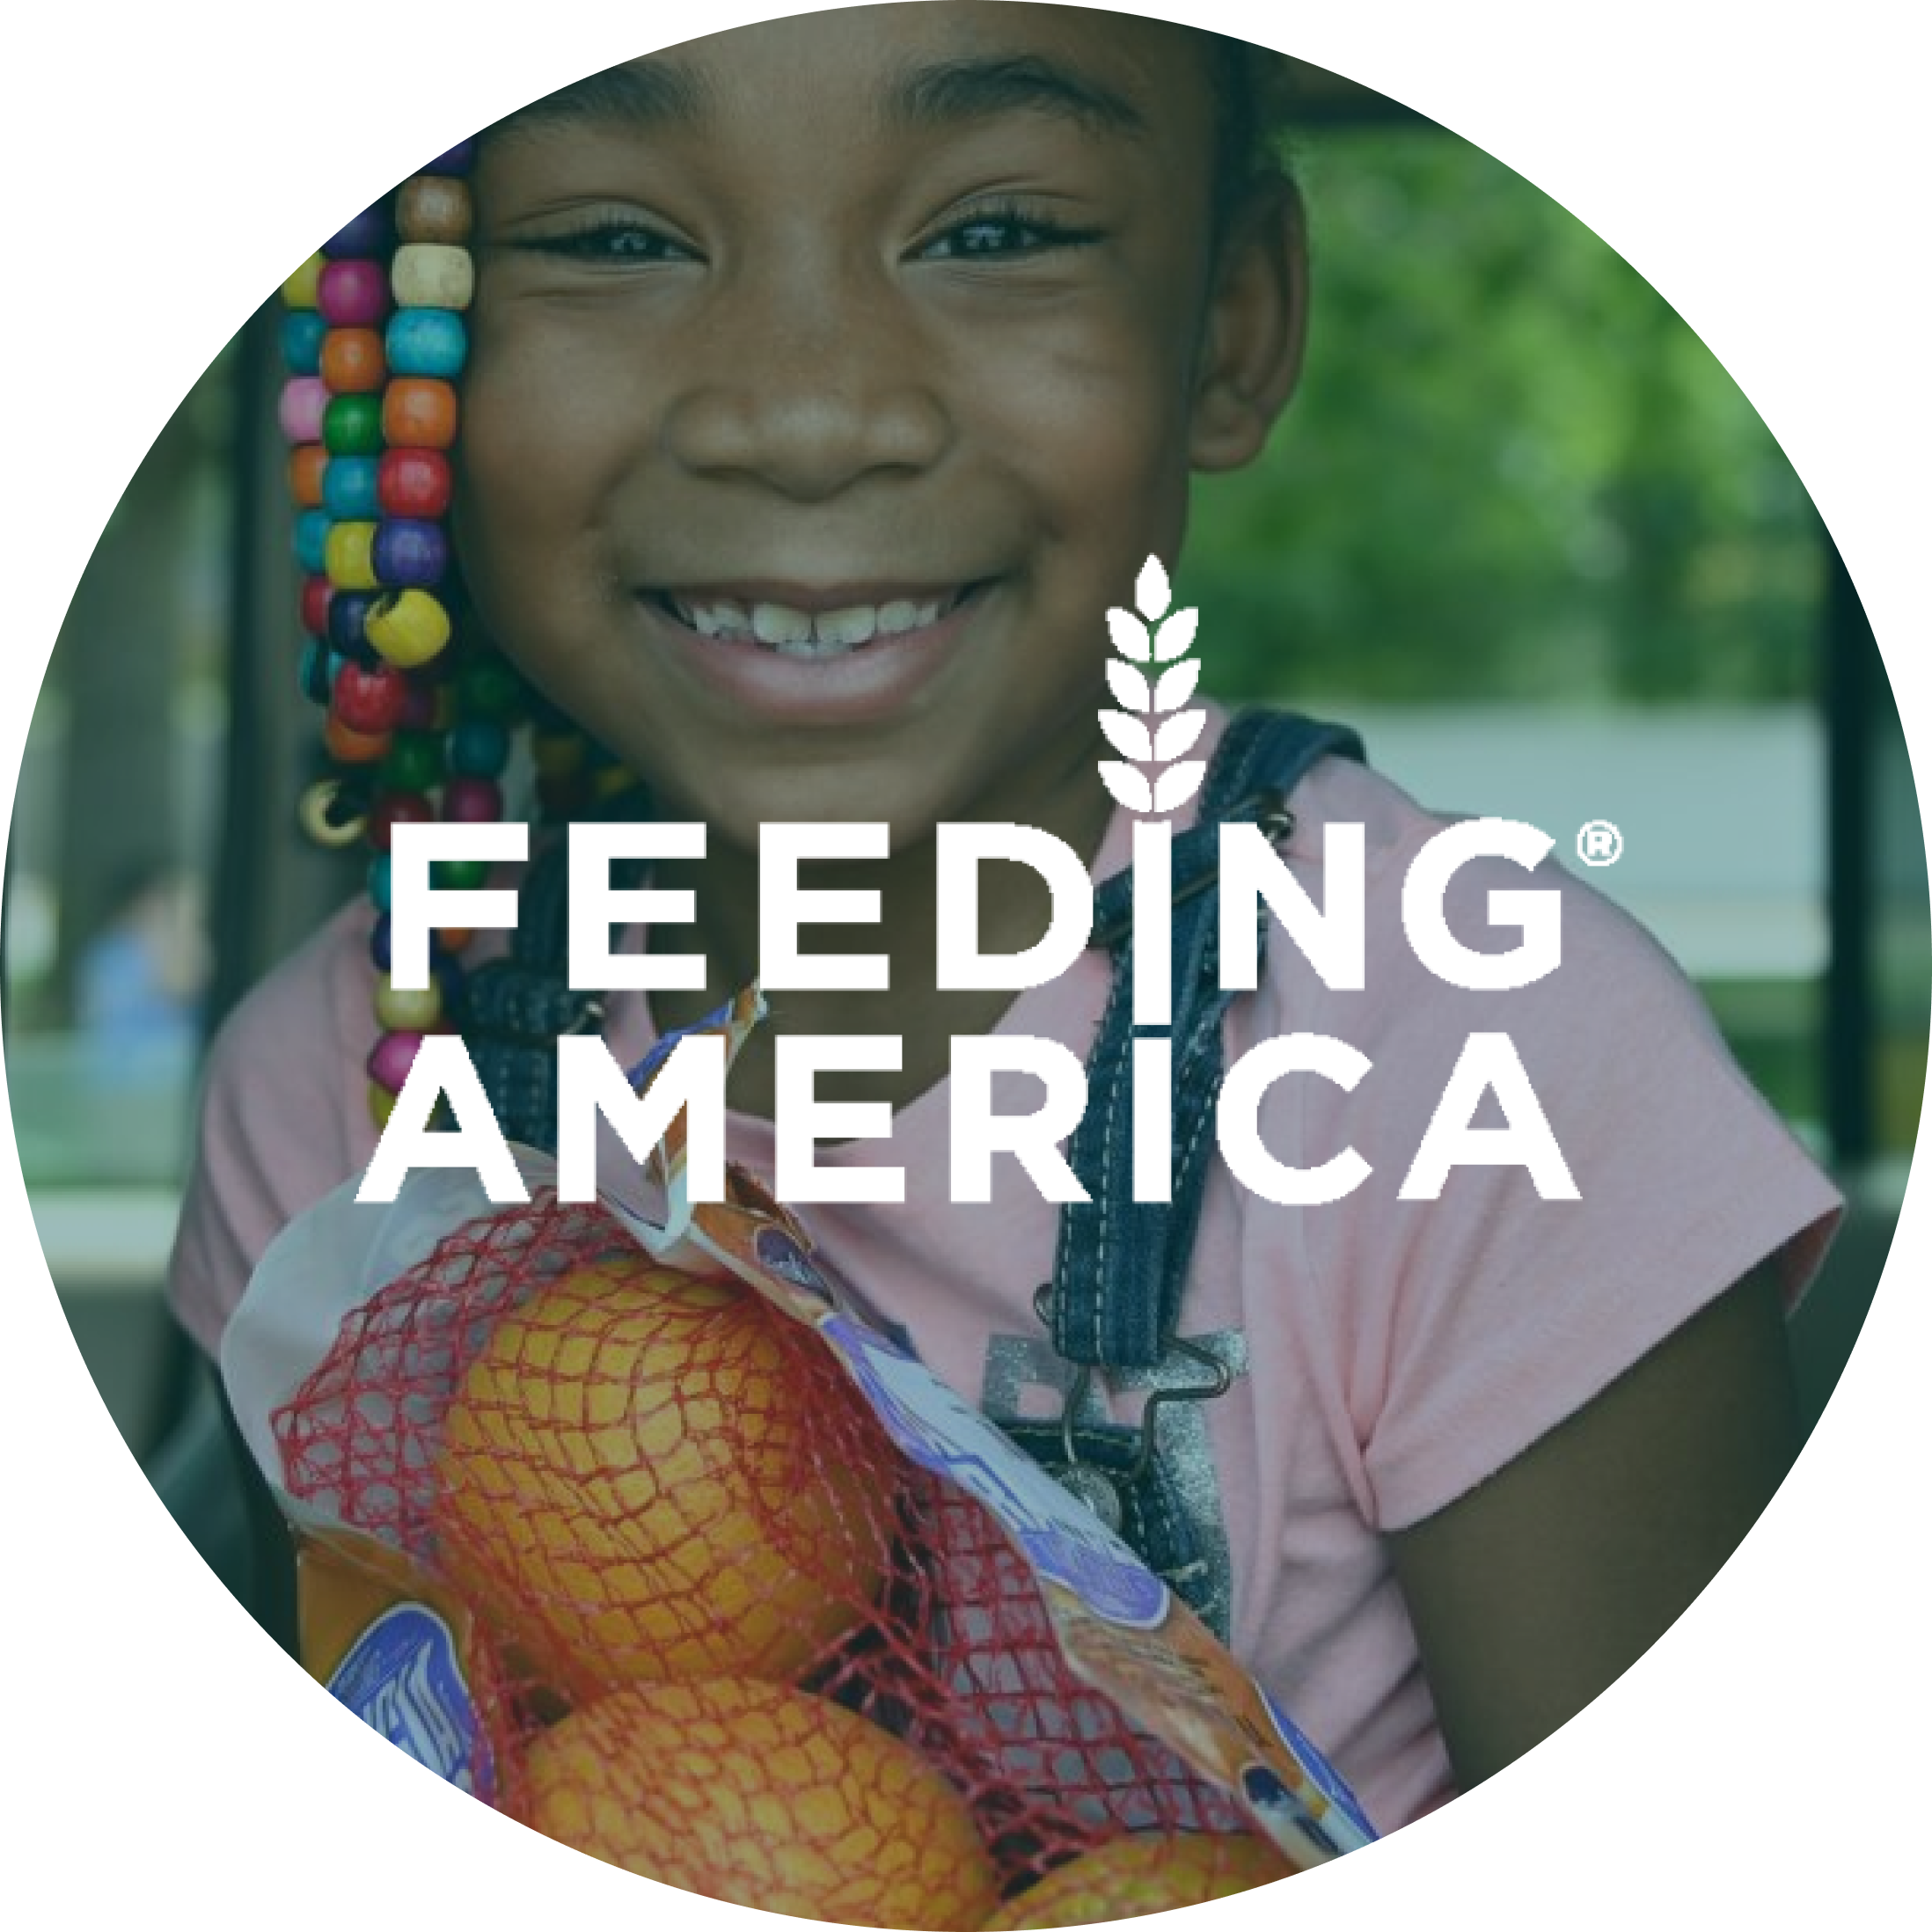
169, 4, 1840, 1836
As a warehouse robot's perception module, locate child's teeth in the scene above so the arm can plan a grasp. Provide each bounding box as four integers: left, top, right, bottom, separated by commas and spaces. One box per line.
751, 601, 813, 647
813, 604, 878, 648
679, 599, 752, 639
675, 589, 959, 650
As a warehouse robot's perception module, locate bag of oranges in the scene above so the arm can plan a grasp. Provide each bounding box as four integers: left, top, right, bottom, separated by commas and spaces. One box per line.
222, 999, 1374, 1928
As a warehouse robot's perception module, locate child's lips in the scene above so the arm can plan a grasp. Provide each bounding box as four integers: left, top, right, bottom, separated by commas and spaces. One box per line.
634, 580, 992, 725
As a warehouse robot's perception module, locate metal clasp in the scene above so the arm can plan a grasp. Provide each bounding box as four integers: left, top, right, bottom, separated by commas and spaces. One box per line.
1032, 1282, 1235, 1497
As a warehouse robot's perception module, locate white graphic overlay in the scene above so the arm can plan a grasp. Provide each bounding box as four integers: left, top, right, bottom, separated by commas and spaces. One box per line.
1576, 819, 1624, 867
1098, 554, 1208, 817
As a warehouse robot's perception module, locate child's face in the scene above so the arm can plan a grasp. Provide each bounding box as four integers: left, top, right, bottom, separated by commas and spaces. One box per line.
457, 4, 1295, 850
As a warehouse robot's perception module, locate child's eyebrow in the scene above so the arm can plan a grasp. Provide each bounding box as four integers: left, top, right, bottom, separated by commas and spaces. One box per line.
494, 50, 1149, 143
885, 53, 1152, 142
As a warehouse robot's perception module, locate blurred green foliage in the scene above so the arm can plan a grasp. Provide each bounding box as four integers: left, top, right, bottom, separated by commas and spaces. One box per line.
1184, 128, 1822, 706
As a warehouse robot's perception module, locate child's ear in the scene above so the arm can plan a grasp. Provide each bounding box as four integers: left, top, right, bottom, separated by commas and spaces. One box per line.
1187, 180, 1308, 473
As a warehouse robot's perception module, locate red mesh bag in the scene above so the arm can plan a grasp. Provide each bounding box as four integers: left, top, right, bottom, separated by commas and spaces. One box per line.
270, 1189, 1305, 1925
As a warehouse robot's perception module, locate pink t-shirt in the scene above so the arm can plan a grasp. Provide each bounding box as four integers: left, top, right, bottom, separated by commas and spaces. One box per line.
168, 724, 1841, 1834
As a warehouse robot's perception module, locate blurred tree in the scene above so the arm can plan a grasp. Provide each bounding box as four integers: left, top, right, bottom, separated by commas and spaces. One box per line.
1184, 129, 1819, 706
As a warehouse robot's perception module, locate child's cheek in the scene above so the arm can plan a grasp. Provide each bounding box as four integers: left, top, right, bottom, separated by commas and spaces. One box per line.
992, 330, 1199, 550
454, 337, 635, 634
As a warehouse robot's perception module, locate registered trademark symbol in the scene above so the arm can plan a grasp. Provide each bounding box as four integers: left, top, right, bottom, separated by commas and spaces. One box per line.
1576, 820, 1623, 867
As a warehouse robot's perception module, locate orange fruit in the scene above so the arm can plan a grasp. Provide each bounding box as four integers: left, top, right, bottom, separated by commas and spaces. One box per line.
435, 1256, 888, 1688
984, 1833, 1293, 1928
525, 1676, 999, 1928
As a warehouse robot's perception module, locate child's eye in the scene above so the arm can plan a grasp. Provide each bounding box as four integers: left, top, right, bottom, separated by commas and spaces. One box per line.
917, 204, 1099, 261
513, 218, 699, 267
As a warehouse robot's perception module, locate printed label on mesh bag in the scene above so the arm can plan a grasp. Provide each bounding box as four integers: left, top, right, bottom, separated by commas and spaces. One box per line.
297, 1526, 497, 1803
327, 1605, 492, 1800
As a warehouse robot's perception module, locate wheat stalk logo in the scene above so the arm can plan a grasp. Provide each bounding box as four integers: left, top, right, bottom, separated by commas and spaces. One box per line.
1097, 555, 1206, 816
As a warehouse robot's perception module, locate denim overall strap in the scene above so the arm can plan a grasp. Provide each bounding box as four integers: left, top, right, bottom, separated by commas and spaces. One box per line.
1004, 707, 1365, 1629
1048, 708, 1366, 1372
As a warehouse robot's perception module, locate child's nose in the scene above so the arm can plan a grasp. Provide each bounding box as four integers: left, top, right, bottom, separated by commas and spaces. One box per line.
662, 274, 953, 501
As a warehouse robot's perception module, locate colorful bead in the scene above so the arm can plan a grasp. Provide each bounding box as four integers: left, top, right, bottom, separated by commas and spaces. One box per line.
318, 258, 390, 327
333, 661, 411, 735
299, 575, 333, 638
367, 789, 435, 852
282, 254, 325, 307
381, 731, 444, 792
449, 716, 511, 778
281, 310, 327, 374
324, 714, 391, 764
365, 588, 452, 668
375, 974, 443, 1033
443, 775, 502, 823
384, 308, 467, 378
324, 393, 384, 456
455, 655, 524, 720
325, 521, 379, 592
294, 508, 332, 574
288, 444, 327, 508
320, 326, 386, 394
324, 204, 391, 260
383, 378, 458, 450
367, 1028, 424, 1094
377, 447, 452, 519
299, 779, 370, 848
397, 678, 441, 731
373, 517, 449, 587
392, 243, 474, 311
278, 377, 329, 443
283, 163, 488, 1116
327, 589, 377, 655
320, 454, 380, 521
396, 175, 473, 243
432, 857, 489, 891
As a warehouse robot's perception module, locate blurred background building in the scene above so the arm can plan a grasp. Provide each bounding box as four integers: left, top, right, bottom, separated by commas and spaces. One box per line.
4, 62, 1921, 1605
